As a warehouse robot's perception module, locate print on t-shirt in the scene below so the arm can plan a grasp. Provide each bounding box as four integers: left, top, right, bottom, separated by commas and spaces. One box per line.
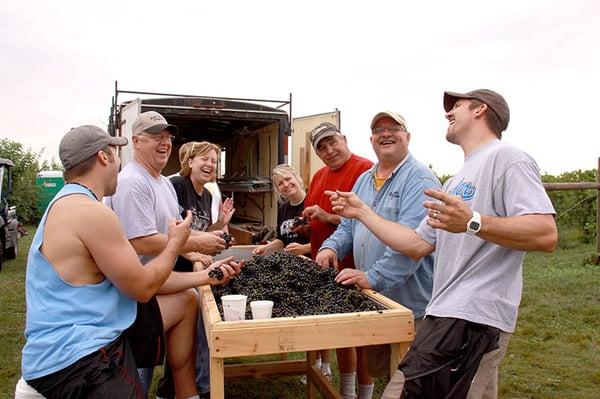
280, 218, 298, 241
190, 207, 211, 232
450, 177, 477, 201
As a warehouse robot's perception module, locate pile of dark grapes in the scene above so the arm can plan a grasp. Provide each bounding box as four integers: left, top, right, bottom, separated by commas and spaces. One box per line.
221, 232, 233, 246
211, 252, 378, 318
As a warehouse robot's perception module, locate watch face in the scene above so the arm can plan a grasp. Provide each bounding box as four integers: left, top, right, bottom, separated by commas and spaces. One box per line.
469, 221, 481, 230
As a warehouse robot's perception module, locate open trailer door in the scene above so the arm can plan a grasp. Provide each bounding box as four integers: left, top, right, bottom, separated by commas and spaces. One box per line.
291, 110, 340, 188
116, 98, 141, 167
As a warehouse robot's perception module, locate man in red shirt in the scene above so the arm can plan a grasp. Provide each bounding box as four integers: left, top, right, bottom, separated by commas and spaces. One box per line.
302, 122, 373, 399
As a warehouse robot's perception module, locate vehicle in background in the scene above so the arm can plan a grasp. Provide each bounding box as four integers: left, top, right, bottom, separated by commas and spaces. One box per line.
0, 158, 19, 270
108, 82, 339, 244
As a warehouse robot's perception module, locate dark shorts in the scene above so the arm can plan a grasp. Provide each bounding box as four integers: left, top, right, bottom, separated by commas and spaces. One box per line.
27, 335, 144, 399
125, 296, 166, 368
26, 297, 165, 398
399, 316, 500, 399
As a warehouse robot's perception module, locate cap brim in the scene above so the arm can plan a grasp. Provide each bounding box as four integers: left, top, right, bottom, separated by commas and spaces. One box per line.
109, 136, 128, 146
145, 123, 179, 135
443, 91, 473, 112
370, 111, 407, 130
312, 132, 338, 149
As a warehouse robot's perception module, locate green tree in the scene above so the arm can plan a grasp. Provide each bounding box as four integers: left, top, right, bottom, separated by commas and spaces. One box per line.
39, 156, 64, 172
0, 139, 43, 223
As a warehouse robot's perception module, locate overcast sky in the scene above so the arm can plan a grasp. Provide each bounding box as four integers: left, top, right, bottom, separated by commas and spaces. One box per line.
1, 0, 599, 176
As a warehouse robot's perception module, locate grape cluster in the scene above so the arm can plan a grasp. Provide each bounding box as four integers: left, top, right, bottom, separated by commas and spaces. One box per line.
291, 216, 308, 227
221, 232, 233, 245
212, 252, 378, 318
208, 268, 225, 281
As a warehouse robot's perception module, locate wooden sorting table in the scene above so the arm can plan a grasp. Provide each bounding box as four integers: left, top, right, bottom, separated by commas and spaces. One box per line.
199, 285, 415, 399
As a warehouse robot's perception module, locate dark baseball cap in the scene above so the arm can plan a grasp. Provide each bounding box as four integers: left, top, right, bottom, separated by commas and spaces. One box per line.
309, 122, 341, 150
59, 125, 128, 170
443, 89, 510, 132
132, 111, 178, 136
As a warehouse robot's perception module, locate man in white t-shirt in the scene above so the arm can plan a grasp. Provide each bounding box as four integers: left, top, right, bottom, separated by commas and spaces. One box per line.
110, 112, 236, 399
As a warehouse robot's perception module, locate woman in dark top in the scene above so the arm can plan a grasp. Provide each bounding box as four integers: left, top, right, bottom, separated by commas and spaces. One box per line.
159, 141, 235, 399
253, 164, 310, 256
171, 141, 234, 232
170, 141, 234, 272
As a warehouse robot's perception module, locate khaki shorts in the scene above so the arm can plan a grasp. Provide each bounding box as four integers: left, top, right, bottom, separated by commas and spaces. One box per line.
366, 318, 423, 377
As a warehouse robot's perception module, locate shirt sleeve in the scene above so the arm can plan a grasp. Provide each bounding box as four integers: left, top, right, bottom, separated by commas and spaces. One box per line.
319, 174, 365, 259
366, 174, 440, 291
112, 177, 160, 240
496, 159, 556, 217
320, 215, 354, 259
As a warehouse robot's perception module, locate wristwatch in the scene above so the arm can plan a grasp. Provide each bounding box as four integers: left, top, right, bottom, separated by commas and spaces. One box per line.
466, 211, 481, 235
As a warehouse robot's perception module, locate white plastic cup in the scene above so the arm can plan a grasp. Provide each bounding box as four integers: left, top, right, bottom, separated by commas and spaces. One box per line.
222, 295, 247, 321
250, 300, 274, 319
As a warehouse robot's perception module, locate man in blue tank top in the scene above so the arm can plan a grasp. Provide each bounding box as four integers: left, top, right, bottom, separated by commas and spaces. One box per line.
17, 125, 241, 399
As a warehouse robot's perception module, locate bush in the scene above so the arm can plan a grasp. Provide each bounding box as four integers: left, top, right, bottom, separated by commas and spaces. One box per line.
542, 170, 597, 245
0, 139, 63, 224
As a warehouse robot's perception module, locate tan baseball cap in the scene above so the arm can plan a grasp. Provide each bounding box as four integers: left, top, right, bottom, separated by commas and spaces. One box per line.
132, 111, 178, 136
370, 111, 408, 131
443, 89, 510, 132
59, 125, 128, 170
309, 122, 341, 150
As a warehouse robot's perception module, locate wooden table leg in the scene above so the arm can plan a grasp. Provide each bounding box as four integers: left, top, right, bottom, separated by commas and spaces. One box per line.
210, 357, 225, 399
389, 342, 410, 378
307, 351, 318, 399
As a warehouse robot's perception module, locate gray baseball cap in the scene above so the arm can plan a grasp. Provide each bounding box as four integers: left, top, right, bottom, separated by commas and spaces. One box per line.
309, 122, 341, 150
132, 111, 178, 136
59, 125, 128, 170
443, 89, 510, 132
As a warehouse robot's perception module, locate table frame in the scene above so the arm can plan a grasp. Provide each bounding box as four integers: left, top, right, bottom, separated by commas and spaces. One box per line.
199, 285, 414, 399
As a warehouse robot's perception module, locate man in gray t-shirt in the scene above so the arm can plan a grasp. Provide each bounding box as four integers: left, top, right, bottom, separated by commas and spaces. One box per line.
327, 89, 557, 399
110, 111, 235, 398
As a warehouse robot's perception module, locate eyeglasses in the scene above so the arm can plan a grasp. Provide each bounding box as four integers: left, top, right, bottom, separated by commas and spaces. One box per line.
139, 133, 175, 143
371, 125, 405, 135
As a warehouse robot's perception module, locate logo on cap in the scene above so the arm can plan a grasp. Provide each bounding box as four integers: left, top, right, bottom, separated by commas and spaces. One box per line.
309, 122, 340, 150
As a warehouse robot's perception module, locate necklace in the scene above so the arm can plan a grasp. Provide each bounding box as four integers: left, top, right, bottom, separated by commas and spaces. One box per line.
67, 182, 99, 201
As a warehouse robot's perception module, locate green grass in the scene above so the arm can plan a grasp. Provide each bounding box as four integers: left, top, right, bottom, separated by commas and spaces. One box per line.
2, 230, 600, 398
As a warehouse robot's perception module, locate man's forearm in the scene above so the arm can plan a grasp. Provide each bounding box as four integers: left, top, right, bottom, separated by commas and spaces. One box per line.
357, 205, 432, 259
158, 270, 211, 294
326, 213, 342, 225
129, 234, 169, 256
130, 233, 207, 256
478, 213, 557, 252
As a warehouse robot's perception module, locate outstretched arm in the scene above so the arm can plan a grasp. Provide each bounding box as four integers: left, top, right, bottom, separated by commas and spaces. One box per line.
327, 190, 434, 259
85, 207, 192, 302
423, 189, 557, 252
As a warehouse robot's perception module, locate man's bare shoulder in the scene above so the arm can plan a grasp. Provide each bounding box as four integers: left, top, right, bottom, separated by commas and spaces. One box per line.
47, 194, 121, 231
42, 194, 126, 284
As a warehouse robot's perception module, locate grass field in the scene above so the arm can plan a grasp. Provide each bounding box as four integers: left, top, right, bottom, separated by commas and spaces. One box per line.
1, 230, 599, 398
